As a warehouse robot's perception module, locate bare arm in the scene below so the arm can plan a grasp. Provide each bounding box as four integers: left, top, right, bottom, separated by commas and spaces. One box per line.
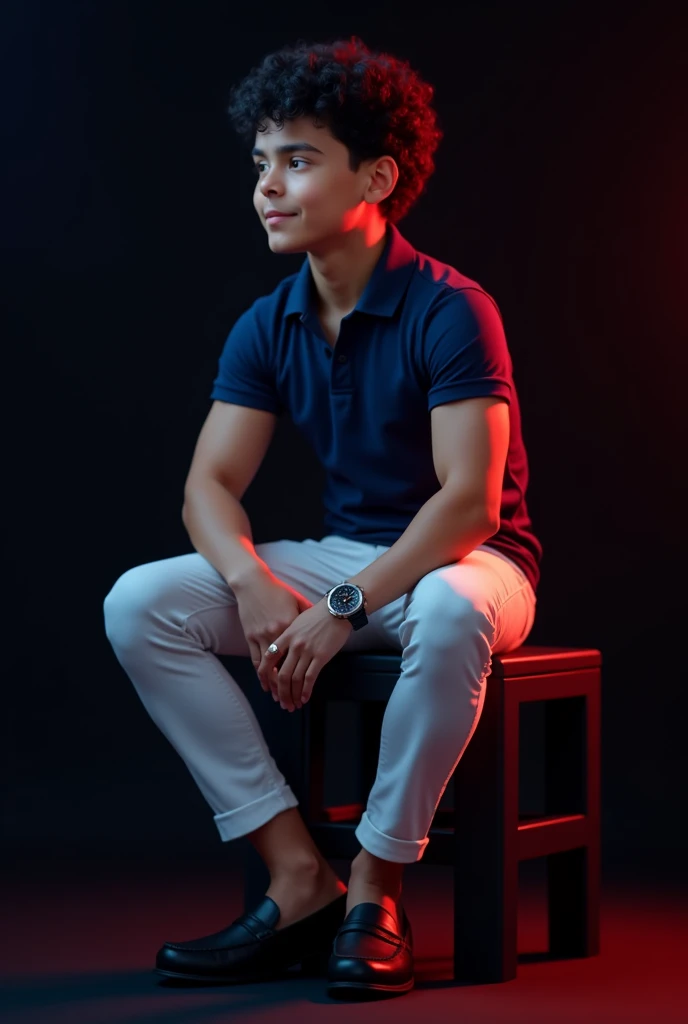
182, 479, 268, 588
181, 401, 277, 588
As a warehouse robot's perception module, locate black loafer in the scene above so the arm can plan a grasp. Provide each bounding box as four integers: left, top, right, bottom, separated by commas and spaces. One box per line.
156, 892, 347, 984
327, 902, 414, 999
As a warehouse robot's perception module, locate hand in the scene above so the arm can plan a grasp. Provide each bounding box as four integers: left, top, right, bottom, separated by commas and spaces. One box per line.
258, 599, 352, 711
231, 567, 313, 699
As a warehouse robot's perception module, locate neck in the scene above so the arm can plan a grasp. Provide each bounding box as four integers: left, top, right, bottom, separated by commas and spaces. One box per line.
307, 218, 389, 317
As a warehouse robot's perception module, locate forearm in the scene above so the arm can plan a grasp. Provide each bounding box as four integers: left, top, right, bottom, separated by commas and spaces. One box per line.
182, 479, 268, 588
346, 489, 497, 615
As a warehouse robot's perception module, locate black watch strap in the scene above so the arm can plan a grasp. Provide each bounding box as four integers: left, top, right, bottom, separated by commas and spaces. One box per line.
348, 604, 368, 630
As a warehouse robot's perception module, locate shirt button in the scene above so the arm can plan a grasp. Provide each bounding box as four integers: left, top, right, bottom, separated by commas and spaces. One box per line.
336, 354, 347, 363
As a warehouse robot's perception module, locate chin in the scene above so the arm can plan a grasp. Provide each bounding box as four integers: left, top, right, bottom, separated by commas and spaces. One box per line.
267, 233, 306, 254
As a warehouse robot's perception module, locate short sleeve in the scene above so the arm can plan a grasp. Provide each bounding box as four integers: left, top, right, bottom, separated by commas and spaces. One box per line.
424, 288, 513, 411
209, 304, 284, 415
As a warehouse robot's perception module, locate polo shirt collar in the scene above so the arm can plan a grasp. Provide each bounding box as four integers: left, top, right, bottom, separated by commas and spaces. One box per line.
284, 222, 417, 320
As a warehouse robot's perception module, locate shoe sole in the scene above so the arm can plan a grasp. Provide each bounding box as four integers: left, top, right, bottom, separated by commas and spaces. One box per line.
156, 951, 330, 985
328, 977, 415, 999
156, 966, 289, 984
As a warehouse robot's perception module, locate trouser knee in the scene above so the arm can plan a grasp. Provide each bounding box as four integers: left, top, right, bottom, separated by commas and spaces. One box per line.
103, 563, 174, 652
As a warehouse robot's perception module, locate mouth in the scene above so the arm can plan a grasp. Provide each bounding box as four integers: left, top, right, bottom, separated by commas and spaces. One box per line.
265, 213, 297, 224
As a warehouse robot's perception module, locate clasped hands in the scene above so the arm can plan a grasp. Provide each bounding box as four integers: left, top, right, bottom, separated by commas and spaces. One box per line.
256, 597, 352, 711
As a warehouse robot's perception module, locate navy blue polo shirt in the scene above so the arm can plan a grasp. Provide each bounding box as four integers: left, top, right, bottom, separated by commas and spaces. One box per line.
210, 223, 542, 593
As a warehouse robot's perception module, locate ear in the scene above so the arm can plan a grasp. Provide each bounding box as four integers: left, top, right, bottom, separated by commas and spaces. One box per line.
364, 155, 399, 205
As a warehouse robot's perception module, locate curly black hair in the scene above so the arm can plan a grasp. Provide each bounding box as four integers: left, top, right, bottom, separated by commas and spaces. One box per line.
226, 36, 443, 225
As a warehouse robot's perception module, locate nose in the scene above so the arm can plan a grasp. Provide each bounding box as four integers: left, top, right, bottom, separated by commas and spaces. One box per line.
259, 166, 284, 198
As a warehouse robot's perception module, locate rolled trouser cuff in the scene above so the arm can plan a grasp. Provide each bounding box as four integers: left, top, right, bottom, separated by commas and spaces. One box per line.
213, 785, 299, 842
355, 810, 429, 864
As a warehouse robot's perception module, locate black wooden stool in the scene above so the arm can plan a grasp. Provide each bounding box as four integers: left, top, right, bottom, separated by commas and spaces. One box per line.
239, 644, 601, 984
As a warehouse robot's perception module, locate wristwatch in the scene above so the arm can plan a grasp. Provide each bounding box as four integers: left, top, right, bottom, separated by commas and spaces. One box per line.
325, 581, 368, 630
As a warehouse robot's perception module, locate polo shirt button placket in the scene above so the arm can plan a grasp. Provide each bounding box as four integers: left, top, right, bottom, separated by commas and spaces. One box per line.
336, 354, 347, 363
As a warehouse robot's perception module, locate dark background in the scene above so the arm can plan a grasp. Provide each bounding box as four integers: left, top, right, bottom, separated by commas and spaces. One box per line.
2, 0, 686, 879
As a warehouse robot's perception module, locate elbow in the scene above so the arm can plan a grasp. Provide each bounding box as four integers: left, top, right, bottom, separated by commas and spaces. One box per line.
481, 496, 501, 536
441, 485, 499, 536
484, 515, 500, 538
481, 500, 500, 536
182, 483, 197, 523
476, 503, 499, 538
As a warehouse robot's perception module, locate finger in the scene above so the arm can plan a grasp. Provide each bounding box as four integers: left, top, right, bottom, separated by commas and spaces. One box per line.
276, 650, 300, 711
258, 650, 279, 695
258, 638, 284, 695
300, 659, 322, 704
291, 656, 319, 708
289, 658, 310, 709
249, 641, 267, 687
270, 656, 284, 699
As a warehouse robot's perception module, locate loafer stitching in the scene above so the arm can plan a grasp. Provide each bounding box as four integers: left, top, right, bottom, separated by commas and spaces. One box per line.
239, 915, 277, 940
331, 942, 407, 963
334, 928, 407, 944
336, 923, 403, 942
332, 917, 411, 961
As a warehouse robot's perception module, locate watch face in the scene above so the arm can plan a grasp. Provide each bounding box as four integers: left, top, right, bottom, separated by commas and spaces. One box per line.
329, 584, 362, 616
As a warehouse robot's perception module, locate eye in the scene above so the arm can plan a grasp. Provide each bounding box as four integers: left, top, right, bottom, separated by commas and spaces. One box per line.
252, 157, 309, 176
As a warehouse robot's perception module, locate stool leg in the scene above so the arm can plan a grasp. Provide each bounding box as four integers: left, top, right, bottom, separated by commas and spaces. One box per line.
453, 676, 518, 982
545, 685, 600, 958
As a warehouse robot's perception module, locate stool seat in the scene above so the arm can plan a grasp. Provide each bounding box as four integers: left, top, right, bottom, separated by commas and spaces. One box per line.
305, 643, 600, 696
239, 643, 602, 983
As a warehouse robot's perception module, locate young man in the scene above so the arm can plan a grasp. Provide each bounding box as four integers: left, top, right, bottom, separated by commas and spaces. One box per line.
104, 36, 542, 1000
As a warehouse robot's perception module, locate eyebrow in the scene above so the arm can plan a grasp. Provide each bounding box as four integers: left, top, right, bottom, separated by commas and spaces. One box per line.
251, 142, 324, 158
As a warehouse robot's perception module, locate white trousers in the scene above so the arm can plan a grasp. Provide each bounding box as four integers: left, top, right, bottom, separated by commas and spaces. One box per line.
103, 535, 537, 864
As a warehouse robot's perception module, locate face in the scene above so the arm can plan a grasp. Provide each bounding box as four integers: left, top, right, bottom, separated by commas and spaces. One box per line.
251, 115, 384, 254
